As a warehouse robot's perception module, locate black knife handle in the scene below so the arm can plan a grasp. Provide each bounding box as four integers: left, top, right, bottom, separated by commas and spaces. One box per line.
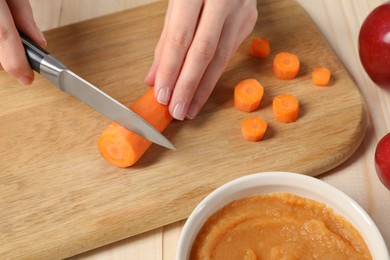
19, 32, 67, 88
20, 32, 50, 73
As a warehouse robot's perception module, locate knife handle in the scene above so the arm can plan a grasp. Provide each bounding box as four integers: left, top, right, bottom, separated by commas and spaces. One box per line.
20, 32, 49, 73
20, 32, 67, 87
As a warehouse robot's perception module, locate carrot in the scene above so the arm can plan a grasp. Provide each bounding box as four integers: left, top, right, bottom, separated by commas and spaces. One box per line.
273, 52, 300, 80
250, 37, 271, 59
98, 88, 173, 167
312, 67, 331, 86
272, 94, 299, 123
241, 117, 268, 142
234, 78, 264, 113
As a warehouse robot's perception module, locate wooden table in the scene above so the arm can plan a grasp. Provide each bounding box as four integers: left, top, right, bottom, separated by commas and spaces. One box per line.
26, 0, 389, 259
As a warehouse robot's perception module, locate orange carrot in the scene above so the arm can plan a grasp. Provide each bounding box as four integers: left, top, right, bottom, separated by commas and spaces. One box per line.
273, 52, 300, 80
241, 117, 268, 142
250, 37, 271, 59
98, 88, 173, 167
272, 93, 299, 123
234, 78, 264, 113
312, 67, 331, 86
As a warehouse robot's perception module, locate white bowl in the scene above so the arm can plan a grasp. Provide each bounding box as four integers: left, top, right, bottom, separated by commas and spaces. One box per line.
176, 172, 389, 260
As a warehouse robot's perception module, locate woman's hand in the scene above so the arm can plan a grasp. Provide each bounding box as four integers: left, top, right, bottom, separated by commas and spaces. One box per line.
145, 0, 258, 120
0, 0, 46, 85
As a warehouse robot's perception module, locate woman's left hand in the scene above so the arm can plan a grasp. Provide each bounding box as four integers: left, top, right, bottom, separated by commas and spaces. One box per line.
145, 0, 258, 120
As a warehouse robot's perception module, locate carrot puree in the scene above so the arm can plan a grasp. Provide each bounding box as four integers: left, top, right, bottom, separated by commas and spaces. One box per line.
190, 192, 371, 260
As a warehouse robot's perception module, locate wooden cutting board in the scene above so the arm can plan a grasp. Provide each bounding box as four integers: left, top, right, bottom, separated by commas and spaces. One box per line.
0, 0, 367, 259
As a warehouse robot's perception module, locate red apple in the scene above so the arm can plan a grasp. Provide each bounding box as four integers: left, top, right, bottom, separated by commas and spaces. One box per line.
375, 132, 390, 190
358, 2, 390, 89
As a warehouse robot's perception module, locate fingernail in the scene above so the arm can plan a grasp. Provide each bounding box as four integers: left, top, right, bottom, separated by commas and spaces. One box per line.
18, 76, 33, 85
186, 103, 199, 120
173, 102, 186, 120
157, 87, 170, 105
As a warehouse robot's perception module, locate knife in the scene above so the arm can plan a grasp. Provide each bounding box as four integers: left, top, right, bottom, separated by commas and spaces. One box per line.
20, 33, 175, 150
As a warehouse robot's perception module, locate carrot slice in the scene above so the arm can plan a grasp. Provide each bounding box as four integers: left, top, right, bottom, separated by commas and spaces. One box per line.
241, 117, 268, 142
234, 78, 264, 113
250, 37, 271, 59
312, 67, 331, 86
98, 88, 173, 167
273, 52, 300, 80
272, 94, 299, 123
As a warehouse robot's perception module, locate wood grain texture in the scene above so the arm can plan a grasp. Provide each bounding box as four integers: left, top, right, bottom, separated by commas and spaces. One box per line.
0, 0, 371, 259
29, 0, 160, 30
67, 0, 390, 259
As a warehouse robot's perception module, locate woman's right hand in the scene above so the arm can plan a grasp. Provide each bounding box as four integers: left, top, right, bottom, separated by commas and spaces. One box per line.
0, 0, 46, 85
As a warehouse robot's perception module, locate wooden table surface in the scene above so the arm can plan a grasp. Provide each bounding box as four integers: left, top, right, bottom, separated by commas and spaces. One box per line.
26, 0, 389, 259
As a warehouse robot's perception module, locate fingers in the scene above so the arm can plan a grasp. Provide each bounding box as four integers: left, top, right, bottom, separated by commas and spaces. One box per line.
151, 0, 258, 120
0, 0, 32, 84
187, 2, 258, 119
168, 1, 228, 120
0, 0, 45, 85
185, 26, 239, 119
153, 0, 203, 105
172, 1, 258, 120
7, 0, 46, 47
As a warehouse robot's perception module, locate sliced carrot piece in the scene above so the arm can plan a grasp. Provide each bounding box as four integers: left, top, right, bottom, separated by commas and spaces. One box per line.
98, 88, 173, 167
250, 37, 271, 59
241, 117, 268, 142
234, 78, 264, 113
273, 52, 300, 80
272, 94, 299, 123
312, 67, 331, 86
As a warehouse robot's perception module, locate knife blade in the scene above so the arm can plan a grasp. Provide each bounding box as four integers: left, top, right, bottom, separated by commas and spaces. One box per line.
20, 33, 175, 150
